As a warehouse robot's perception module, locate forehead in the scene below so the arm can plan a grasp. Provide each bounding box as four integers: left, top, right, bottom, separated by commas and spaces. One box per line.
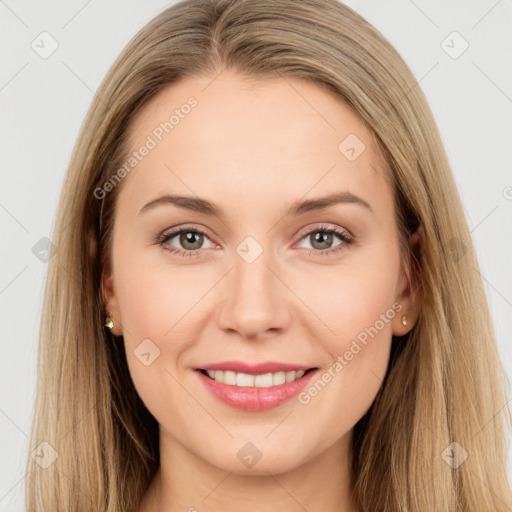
119, 70, 392, 219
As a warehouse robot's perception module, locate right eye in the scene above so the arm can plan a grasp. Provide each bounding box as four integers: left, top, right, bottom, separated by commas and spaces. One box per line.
155, 225, 215, 257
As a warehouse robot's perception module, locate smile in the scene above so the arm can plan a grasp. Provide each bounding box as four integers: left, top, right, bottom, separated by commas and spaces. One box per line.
199, 368, 311, 387
195, 366, 319, 411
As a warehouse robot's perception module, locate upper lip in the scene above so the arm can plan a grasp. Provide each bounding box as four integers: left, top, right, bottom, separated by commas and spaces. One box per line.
197, 361, 317, 375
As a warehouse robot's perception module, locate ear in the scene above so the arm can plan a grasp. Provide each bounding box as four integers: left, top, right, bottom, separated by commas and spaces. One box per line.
89, 227, 124, 337
393, 225, 423, 336
101, 268, 124, 337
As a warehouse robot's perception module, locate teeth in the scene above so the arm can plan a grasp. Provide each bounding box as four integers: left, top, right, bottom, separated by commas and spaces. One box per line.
254, 373, 273, 387
223, 370, 236, 385
272, 371, 286, 385
236, 372, 254, 387
204, 369, 308, 387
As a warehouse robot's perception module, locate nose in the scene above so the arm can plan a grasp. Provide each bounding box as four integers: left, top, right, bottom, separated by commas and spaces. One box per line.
216, 246, 291, 341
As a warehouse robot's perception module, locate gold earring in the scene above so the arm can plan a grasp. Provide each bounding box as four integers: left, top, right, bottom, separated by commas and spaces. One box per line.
105, 312, 114, 330
401, 315, 407, 326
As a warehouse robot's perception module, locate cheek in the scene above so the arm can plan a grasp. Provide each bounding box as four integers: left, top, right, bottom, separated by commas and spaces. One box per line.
297, 251, 399, 349
114, 258, 197, 430
111, 242, 186, 400
293, 251, 400, 428
113, 237, 194, 342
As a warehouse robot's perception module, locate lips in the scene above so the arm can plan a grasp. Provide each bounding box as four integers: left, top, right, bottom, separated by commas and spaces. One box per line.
197, 361, 315, 375
194, 361, 319, 411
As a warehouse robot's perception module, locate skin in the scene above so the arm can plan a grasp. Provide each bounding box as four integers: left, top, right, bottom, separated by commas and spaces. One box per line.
101, 69, 422, 512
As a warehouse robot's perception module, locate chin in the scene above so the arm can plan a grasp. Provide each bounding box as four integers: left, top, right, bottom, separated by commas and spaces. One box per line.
201, 438, 311, 476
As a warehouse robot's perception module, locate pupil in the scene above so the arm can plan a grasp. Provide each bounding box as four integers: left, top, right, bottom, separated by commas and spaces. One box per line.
312, 231, 332, 250
181, 231, 202, 250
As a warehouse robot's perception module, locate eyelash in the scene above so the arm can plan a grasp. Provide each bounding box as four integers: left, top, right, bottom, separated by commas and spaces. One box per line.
154, 223, 354, 258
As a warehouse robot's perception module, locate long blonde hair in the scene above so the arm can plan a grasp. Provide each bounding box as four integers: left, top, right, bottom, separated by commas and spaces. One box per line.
26, 0, 512, 510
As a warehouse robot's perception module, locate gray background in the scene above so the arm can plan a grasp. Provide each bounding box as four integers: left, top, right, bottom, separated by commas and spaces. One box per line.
1, 0, 511, 510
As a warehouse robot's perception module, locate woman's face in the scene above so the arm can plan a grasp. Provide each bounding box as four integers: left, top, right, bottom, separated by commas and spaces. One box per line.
103, 69, 419, 475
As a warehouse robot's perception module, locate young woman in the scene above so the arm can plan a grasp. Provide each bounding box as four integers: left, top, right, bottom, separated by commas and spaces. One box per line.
25, 0, 512, 510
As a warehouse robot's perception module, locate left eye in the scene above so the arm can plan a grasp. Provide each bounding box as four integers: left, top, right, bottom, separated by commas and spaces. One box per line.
296, 226, 352, 253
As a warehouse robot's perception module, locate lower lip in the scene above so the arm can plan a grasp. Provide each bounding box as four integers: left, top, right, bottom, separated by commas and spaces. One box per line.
195, 369, 318, 411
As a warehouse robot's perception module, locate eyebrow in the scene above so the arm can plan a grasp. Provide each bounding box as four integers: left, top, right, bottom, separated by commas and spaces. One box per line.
138, 191, 373, 217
